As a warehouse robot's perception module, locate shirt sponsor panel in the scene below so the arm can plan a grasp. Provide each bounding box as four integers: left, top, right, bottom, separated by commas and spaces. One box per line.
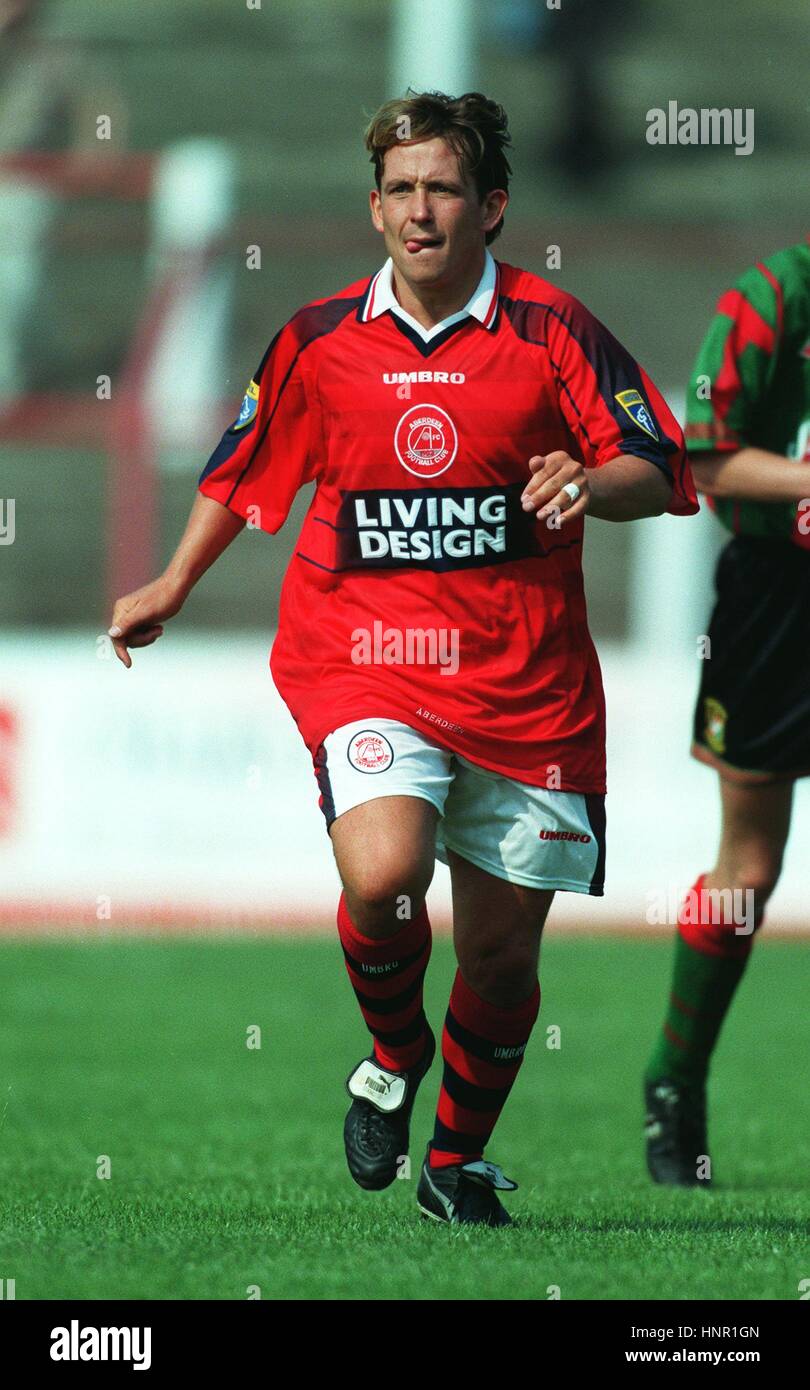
335, 483, 545, 572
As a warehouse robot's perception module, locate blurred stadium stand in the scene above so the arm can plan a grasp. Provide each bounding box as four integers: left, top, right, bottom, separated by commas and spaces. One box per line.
2, 0, 808, 632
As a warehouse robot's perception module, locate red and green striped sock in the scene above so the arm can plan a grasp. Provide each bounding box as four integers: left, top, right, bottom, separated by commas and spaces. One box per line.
645, 874, 757, 1087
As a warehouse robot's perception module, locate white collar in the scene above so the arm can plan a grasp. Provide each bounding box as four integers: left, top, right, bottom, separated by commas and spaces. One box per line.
361, 249, 499, 341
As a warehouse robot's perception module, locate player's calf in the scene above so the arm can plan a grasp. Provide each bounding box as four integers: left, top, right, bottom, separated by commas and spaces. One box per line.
331, 796, 440, 1190
338, 889, 436, 1189
643, 848, 778, 1189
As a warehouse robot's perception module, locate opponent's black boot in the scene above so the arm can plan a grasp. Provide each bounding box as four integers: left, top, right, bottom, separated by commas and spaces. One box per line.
644, 1078, 712, 1187
416, 1146, 517, 1226
343, 1028, 435, 1190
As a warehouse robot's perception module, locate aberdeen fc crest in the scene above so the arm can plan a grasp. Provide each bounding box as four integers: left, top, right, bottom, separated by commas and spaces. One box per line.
394, 402, 458, 478
347, 730, 394, 774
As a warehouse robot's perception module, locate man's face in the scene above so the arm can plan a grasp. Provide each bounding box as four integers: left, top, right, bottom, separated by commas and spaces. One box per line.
369, 137, 507, 290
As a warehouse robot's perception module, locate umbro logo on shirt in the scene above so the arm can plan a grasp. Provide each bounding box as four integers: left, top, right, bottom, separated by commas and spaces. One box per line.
382, 371, 466, 384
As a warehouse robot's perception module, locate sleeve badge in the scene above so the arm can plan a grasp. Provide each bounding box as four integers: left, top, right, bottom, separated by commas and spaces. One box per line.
232, 379, 260, 431
615, 388, 659, 442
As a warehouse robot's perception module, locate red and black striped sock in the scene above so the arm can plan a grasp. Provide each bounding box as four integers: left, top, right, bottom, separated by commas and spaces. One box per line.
337, 891, 432, 1073
430, 969, 541, 1169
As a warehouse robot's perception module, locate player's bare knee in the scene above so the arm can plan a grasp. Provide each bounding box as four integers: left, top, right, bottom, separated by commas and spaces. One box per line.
343, 855, 433, 934
712, 853, 782, 909
460, 942, 537, 1009
746, 873, 779, 921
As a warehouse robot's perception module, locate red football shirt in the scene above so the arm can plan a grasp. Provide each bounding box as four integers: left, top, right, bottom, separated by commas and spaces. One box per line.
199, 256, 696, 793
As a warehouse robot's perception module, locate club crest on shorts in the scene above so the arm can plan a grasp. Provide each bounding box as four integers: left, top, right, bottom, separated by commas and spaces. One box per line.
232, 379, 259, 431
615, 389, 659, 442
704, 697, 728, 755
394, 402, 458, 478
347, 730, 395, 774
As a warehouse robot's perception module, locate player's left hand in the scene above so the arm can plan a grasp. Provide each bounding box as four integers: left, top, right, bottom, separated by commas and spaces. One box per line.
520, 451, 589, 528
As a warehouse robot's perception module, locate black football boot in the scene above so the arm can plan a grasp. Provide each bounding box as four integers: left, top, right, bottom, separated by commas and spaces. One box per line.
644, 1078, 712, 1187
343, 1027, 436, 1190
416, 1146, 517, 1226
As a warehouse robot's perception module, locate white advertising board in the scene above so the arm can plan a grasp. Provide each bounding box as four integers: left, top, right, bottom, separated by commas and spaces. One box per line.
0, 632, 807, 934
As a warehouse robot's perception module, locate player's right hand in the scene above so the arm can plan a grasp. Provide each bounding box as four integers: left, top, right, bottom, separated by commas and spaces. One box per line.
108, 575, 187, 669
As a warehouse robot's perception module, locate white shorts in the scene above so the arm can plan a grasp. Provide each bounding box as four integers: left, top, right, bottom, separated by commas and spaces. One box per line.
313, 718, 605, 896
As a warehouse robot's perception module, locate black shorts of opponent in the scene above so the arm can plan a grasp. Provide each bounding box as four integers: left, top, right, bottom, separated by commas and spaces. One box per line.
692, 536, 810, 783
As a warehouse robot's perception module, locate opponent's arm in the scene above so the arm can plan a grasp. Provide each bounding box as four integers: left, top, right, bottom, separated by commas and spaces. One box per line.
520, 450, 673, 527
690, 447, 810, 504
108, 493, 245, 668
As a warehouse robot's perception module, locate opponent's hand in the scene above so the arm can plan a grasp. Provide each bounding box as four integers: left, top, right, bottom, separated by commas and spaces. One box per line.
520, 451, 589, 528
108, 575, 187, 669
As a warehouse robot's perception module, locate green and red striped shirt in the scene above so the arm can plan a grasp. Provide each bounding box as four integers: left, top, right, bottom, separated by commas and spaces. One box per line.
685, 239, 810, 546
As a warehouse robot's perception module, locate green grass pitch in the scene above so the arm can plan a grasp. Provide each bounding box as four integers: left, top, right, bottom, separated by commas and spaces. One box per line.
0, 933, 806, 1301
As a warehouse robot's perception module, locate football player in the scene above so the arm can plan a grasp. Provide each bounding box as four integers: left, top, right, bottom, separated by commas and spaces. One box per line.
644, 238, 810, 1186
110, 91, 696, 1225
